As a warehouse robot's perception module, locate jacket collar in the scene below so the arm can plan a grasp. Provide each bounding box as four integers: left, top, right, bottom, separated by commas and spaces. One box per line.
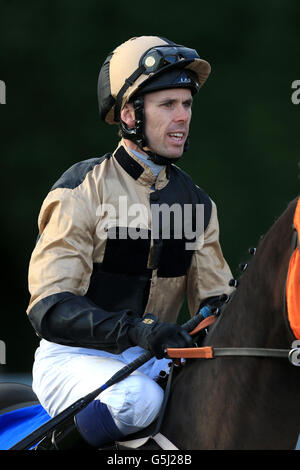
113, 141, 169, 189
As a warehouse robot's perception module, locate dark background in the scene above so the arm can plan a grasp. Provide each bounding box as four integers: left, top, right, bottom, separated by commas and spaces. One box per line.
0, 0, 299, 373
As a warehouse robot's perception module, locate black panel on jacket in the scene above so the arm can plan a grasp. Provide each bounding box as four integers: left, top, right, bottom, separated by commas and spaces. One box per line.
114, 146, 144, 180
150, 165, 212, 278
51, 153, 111, 190
87, 227, 152, 315
86, 263, 151, 316
101, 227, 151, 275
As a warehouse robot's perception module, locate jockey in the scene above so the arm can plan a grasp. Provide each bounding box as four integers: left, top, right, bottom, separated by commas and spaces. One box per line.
27, 36, 233, 449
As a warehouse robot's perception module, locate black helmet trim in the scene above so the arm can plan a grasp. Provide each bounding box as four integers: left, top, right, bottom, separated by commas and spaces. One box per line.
98, 52, 115, 121
135, 68, 199, 96
114, 44, 201, 122
114, 65, 146, 121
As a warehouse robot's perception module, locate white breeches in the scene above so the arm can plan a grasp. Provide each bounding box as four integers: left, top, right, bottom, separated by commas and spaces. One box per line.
32, 339, 170, 435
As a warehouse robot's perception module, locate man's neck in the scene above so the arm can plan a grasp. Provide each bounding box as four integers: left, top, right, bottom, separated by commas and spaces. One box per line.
122, 138, 181, 166
123, 138, 149, 156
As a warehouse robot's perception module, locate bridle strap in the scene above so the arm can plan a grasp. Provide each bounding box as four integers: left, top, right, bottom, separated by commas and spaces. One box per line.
166, 346, 291, 360
213, 347, 290, 359
166, 314, 298, 363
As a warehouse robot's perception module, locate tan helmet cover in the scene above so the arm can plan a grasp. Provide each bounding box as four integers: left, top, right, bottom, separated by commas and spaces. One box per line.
103, 36, 211, 125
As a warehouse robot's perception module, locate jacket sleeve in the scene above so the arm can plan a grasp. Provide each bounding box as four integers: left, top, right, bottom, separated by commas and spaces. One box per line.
186, 199, 234, 316
27, 186, 138, 353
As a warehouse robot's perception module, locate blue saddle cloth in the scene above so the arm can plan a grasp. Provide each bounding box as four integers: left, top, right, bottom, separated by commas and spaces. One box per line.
0, 404, 51, 450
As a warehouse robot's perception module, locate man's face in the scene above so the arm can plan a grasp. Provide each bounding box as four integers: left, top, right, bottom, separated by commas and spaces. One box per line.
143, 88, 193, 159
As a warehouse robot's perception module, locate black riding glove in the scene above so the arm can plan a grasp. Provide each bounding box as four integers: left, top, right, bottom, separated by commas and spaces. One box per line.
128, 314, 193, 359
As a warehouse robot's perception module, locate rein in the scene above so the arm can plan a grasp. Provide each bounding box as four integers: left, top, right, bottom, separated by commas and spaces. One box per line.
166, 315, 300, 366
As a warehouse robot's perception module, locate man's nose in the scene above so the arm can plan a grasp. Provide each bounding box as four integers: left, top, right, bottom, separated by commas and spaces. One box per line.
174, 105, 189, 122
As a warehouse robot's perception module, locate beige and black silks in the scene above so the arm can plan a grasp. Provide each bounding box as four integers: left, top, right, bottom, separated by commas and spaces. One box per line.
27, 141, 233, 353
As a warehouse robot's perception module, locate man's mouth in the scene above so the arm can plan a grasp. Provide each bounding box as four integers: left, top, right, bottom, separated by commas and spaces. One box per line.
167, 132, 185, 143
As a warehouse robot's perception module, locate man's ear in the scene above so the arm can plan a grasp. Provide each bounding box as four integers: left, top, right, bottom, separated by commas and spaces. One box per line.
120, 102, 135, 128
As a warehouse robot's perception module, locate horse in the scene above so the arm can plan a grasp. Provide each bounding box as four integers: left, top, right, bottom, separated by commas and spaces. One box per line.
0, 197, 299, 450
158, 196, 300, 450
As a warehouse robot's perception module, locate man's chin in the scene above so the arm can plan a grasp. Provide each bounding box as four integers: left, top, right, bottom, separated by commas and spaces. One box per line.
163, 148, 184, 159
152, 146, 184, 159
143, 142, 185, 159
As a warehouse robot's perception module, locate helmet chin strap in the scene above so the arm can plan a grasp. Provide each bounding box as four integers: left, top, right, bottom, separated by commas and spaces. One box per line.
120, 96, 189, 166
143, 151, 181, 166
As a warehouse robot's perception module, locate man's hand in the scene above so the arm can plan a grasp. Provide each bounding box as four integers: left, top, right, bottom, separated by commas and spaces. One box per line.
128, 314, 193, 359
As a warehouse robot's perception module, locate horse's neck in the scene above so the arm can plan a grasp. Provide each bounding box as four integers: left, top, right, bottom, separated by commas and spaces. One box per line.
207, 275, 286, 349
207, 201, 297, 350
